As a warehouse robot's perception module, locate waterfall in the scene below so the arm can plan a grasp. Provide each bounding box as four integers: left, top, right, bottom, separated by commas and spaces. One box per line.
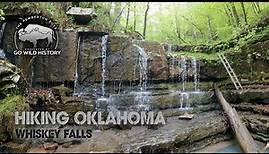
179, 92, 193, 111
101, 35, 108, 97
192, 57, 200, 91
132, 43, 151, 111
0, 22, 6, 59
180, 56, 187, 91
170, 56, 177, 83
172, 56, 175, 83
73, 36, 81, 96
31, 59, 34, 87
180, 92, 189, 109
132, 44, 149, 91
197, 59, 200, 91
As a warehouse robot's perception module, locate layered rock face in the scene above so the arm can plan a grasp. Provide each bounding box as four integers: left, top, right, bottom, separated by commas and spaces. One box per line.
2, 22, 78, 86
2, 22, 170, 85
76, 33, 169, 87
32, 30, 78, 84
226, 89, 269, 143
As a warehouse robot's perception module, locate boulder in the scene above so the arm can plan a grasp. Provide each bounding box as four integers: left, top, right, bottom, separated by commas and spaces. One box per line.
0, 60, 26, 97
66, 7, 97, 24
51, 84, 73, 97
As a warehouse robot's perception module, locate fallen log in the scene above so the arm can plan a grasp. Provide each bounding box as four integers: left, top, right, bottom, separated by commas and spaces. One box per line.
214, 84, 259, 153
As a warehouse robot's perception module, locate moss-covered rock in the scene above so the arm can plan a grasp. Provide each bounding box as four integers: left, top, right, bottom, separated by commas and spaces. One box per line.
0, 141, 31, 153
51, 84, 73, 97
0, 95, 29, 143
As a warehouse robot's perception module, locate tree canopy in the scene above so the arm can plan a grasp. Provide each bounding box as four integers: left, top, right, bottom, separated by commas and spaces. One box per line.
1, 2, 269, 45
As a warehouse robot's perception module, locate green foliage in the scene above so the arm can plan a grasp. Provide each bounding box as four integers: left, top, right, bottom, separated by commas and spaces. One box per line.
0, 9, 4, 21
0, 95, 27, 113
36, 3, 71, 28
168, 51, 218, 61
90, 2, 269, 44
88, 3, 114, 31
1, 2, 269, 44
0, 2, 71, 28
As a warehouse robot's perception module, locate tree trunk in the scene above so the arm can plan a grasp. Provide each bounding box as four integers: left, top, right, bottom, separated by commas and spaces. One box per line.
125, 2, 130, 29
224, 6, 232, 26
214, 85, 259, 153
133, 4, 136, 31
114, 2, 122, 25
207, 16, 217, 40
240, 2, 248, 26
230, 2, 240, 27
252, 2, 258, 15
143, 2, 150, 39
182, 15, 205, 37
255, 2, 261, 13
111, 5, 125, 32
225, 3, 236, 27
175, 14, 187, 43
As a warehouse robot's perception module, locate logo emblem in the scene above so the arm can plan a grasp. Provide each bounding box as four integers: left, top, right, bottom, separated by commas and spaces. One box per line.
14, 15, 59, 51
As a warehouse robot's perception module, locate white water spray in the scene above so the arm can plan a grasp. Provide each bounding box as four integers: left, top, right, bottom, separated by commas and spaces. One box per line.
180, 56, 187, 91
101, 35, 108, 97
192, 57, 200, 91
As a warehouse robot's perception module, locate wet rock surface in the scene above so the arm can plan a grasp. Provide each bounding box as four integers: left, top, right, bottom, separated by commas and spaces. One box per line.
77, 34, 169, 85
33, 30, 78, 84
52, 111, 230, 153
1, 88, 267, 153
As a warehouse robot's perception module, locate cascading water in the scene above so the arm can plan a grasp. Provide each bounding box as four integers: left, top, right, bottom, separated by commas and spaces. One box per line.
73, 36, 81, 96
178, 56, 201, 111
0, 22, 6, 59
101, 35, 108, 97
180, 56, 187, 92
132, 43, 151, 111
171, 56, 176, 82
179, 92, 192, 110
192, 57, 200, 91
96, 35, 109, 112
133, 44, 149, 91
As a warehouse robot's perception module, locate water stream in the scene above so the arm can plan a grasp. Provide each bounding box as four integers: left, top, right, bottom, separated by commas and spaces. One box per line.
180, 56, 187, 92
0, 22, 6, 59
73, 36, 81, 95
192, 57, 200, 91
132, 44, 149, 91
101, 35, 108, 97
132, 43, 151, 110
